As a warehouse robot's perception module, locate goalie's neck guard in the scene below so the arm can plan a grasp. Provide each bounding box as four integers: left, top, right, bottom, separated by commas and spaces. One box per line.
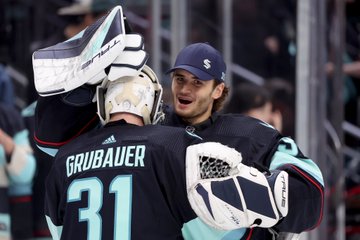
97, 65, 164, 125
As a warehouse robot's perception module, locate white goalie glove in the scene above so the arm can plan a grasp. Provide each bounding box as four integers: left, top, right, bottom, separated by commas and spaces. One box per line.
186, 142, 289, 230
32, 5, 149, 96
107, 34, 148, 81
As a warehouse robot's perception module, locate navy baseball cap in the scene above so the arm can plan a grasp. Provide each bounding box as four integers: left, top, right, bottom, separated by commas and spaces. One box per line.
167, 43, 226, 82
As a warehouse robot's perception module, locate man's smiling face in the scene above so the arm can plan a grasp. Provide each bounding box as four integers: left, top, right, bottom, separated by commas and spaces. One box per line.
171, 69, 223, 125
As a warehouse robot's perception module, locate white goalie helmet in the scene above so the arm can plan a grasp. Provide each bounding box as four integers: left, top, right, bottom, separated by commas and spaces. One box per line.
96, 65, 164, 125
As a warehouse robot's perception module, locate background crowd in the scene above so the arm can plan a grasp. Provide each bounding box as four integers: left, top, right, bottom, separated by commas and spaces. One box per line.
0, 0, 359, 239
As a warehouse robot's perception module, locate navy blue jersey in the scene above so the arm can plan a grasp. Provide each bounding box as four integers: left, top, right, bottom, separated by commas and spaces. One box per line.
34, 90, 99, 150
163, 107, 324, 238
45, 120, 201, 240
35, 98, 324, 239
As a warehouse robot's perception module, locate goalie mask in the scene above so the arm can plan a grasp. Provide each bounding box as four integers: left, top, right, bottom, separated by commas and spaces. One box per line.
96, 65, 164, 125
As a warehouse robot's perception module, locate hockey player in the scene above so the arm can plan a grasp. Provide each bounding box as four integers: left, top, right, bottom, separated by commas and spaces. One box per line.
43, 65, 198, 239
163, 42, 324, 239
32, 5, 324, 240
0, 103, 36, 239
44, 64, 289, 239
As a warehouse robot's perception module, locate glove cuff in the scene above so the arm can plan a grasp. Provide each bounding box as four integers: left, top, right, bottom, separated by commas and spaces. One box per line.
267, 170, 289, 218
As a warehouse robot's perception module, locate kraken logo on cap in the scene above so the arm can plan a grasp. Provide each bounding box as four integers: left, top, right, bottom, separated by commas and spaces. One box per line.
203, 59, 211, 69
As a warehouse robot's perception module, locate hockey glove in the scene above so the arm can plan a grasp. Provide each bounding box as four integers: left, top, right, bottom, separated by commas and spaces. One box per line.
107, 34, 149, 81
186, 142, 289, 230
33, 6, 126, 96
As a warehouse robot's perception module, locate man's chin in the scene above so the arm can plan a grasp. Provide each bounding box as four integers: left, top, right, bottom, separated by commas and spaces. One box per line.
174, 106, 192, 117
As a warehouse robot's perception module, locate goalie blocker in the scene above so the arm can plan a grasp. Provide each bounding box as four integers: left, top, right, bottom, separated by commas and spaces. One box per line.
186, 142, 289, 230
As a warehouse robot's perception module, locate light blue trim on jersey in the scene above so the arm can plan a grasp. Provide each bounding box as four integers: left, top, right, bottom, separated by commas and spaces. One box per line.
0, 213, 10, 237
21, 101, 37, 117
260, 121, 275, 130
13, 129, 30, 145
8, 130, 36, 185
270, 151, 324, 186
8, 156, 36, 184
185, 130, 203, 140
0, 145, 5, 165
182, 217, 246, 240
46, 215, 63, 240
37, 145, 59, 157
8, 182, 32, 196
8, 159, 36, 184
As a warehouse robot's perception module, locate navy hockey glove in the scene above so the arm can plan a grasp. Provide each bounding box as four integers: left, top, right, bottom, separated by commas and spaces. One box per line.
186, 142, 288, 230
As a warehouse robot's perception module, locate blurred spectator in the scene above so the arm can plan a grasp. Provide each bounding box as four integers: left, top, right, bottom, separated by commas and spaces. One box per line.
223, 79, 295, 138
264, 78, 295, 138
231, 0, 296, 85
0, 63, 15, 107
222, 82, 276, 128
31, 0, 121, 50
0, 103, 36, 239
21, 101, 54, 239
325, 54, 358, 106
326, 0, 360, 147
27, 0, 122, 104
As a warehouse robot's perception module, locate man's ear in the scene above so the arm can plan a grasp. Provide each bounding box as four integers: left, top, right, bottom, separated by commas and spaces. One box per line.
212, 82, 225, 100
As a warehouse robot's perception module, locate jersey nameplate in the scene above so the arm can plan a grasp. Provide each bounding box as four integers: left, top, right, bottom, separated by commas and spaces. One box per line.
66, 145, 146, 177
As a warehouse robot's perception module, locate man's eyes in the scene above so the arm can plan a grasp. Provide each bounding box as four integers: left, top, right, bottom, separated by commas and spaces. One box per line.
193, 80, 203, 86
175, 77, 185, 82
174, 77, 203, 86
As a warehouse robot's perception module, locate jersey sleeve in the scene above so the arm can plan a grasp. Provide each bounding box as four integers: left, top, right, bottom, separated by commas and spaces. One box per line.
34, 90, 99, 154
269, 137, 324, 232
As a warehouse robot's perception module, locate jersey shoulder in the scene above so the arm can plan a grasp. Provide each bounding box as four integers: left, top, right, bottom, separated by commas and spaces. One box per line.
143, 124, 201, 151
204, 114, 282, 166
213, 113, 281, 138
55, 123, 199, 160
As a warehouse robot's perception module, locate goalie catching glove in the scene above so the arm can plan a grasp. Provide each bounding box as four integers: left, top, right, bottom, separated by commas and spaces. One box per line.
33, 5, 149, 96
186, 142, 289, 230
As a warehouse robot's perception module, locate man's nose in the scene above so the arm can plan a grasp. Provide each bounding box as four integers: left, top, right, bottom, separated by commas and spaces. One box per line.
180, 82, 192, 93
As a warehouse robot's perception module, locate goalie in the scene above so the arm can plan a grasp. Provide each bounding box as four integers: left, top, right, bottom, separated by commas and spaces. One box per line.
32, 5, 324, 240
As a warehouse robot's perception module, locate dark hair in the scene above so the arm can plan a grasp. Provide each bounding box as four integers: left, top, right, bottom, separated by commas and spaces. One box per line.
223, 82, 271, 114
264, 78, 295, 137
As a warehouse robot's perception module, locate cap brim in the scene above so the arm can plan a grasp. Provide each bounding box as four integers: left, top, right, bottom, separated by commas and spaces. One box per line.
58, 4, 91, 15
166, 65, 213, 81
